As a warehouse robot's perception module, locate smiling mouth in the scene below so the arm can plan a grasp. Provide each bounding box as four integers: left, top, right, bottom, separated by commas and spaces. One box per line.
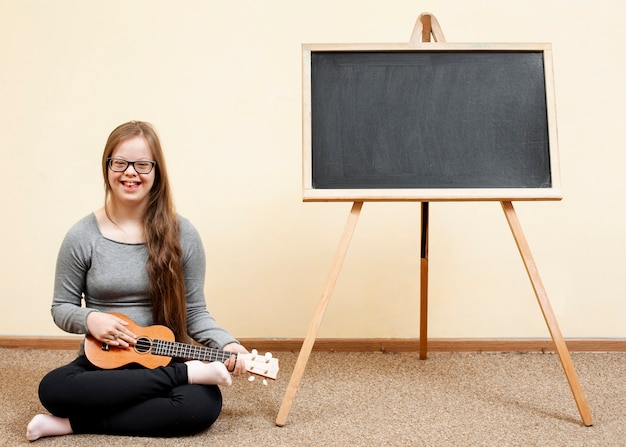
122, 181, 140, 187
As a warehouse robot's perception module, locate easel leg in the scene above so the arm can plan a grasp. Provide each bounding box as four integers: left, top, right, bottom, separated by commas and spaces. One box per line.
419, 202, 429, 360
275, 201, 364, 426
501, 201, 593, 426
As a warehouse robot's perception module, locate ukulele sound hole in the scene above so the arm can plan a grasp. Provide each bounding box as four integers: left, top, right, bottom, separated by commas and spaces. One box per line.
134, 336, 153, 354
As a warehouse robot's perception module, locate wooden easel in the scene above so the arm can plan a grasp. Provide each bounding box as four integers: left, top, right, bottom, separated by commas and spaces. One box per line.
275, 13, 593, 427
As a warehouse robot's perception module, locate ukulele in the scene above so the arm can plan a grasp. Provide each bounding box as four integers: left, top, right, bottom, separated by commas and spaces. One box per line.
85, 312, 279, 382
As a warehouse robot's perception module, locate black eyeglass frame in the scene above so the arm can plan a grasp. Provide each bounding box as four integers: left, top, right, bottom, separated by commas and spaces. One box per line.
107, 157, 157, 174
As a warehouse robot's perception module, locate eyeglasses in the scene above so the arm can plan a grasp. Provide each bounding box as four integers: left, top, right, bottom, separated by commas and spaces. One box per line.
107, 158, 156, 174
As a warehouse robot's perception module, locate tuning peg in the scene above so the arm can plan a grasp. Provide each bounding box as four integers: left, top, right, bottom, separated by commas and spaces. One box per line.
248, 375, 255, 382
251, 349, 258, 359
264, 352, 273, 361
262, 379, 268, 386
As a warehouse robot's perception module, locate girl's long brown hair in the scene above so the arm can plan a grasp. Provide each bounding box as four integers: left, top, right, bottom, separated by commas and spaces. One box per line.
102, 121, 188, 342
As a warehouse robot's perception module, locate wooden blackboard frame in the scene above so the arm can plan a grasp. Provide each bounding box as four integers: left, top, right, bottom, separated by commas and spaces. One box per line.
302, 42, 562, 202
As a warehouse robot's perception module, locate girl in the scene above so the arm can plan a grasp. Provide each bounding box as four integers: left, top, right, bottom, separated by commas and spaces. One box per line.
27, 121, 248, 441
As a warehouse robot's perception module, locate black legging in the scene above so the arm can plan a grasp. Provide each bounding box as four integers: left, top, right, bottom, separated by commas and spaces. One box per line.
38, 356, 222, 437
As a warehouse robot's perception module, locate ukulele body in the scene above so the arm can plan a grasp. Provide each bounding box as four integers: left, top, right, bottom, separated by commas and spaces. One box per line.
85, 313, 176, 369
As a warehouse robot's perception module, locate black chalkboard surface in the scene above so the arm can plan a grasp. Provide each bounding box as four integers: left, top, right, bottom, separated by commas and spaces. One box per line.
302, 43, 561, 201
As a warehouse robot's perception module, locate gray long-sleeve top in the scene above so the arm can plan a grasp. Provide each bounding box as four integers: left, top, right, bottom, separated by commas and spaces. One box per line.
52, 213, 239, 355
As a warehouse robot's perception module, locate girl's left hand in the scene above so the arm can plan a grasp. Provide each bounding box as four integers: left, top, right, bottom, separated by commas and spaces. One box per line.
222, 343, 249, 376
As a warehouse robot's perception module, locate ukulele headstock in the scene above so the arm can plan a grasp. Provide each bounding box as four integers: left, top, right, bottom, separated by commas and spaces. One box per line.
240, 349, 279, 383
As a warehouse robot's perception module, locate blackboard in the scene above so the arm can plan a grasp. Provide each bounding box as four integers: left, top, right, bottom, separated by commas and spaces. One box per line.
302, 43, 561, 201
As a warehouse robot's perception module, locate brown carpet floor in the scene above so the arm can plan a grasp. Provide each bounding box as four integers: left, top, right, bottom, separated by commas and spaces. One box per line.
2, 348, 625, 446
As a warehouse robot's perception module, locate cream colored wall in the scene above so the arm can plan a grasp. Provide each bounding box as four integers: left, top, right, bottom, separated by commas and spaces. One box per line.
1, 0, 624, 339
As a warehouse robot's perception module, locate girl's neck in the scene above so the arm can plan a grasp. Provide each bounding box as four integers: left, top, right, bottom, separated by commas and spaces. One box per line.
96, 202, 146, 244
106, 200, 145, 223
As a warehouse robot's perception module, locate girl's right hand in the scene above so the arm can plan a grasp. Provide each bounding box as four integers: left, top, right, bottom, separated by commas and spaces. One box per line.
86, 312, 137, 348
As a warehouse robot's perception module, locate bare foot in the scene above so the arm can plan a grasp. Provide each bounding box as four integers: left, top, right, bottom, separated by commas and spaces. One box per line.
26, 414, 72, 441
185, 360, 232, 386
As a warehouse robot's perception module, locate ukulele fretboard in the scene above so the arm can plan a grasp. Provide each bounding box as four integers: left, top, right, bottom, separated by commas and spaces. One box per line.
138, 337, 235, 363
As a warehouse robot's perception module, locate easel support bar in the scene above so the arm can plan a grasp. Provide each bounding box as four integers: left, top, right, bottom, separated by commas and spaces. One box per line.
275, 201, 363, 426
501, 201, 593, 426
419, 202, 429, 360
410, 12, 443, 361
